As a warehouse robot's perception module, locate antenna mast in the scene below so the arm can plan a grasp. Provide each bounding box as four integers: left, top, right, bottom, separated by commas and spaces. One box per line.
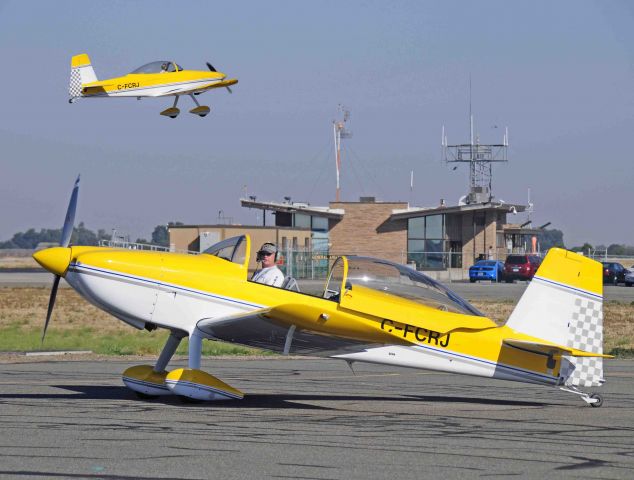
442, 85, 508, 204
333, 104, 352, 202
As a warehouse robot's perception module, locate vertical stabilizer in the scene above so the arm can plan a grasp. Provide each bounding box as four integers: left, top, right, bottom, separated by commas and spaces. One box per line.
69, 54, 97, 99
505, 248, 604, 387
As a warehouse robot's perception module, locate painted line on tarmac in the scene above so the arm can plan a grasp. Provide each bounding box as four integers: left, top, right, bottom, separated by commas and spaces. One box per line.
24, 350, 93, 356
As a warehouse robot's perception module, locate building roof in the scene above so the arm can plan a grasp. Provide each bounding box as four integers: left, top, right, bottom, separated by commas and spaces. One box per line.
389, 201, 527, 220
240, 198, 345, 219
241, 197, 532, 223
502, 224, 543, 235
168, 224, 310, 231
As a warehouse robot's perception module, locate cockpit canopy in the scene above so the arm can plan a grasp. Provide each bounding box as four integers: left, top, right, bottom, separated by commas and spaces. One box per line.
326, 256, 483, 316
200, 235, 482, 317
202, 235, 248, 267
130, 61, 183, 74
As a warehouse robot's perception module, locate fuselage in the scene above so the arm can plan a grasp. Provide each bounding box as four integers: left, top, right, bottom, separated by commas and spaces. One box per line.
52, 246, 564, 388
81, 70, 226, 98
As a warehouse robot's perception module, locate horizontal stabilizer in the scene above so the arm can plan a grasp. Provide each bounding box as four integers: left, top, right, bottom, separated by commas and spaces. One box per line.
503, 339, 613, 358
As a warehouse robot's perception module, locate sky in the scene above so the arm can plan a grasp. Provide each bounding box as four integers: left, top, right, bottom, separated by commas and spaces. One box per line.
1, 0, 632, 247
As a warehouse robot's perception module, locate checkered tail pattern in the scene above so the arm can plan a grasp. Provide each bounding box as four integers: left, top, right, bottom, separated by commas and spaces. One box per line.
69, 68, 82, 98
560, 298, 604, 387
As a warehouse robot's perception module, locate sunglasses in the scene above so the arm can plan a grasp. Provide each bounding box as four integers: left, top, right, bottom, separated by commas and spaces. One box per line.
258, 251, 274, 256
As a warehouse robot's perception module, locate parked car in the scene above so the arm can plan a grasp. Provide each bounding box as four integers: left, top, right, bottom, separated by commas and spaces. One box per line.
503, 254, 542, 283
602, 262, 627, 285
625, 268, 634, 287
469, 260, 505, 283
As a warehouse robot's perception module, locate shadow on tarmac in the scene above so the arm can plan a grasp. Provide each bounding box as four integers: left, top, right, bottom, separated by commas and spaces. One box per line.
0, 384, 548, 408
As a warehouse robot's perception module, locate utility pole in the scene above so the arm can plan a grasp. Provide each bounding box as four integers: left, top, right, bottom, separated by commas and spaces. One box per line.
333, 104, 352, 202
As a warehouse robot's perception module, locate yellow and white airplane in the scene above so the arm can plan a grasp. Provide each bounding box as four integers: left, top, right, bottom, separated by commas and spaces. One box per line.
69, 54, 238, 118
34, 178, 612, 406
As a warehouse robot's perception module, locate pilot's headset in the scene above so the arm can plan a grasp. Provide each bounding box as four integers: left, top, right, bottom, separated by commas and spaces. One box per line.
257, 243, 278, 263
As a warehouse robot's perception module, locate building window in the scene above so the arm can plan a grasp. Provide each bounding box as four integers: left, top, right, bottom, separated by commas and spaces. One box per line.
311, 216, 328, 231
408, 217, 425, 238
407, 215, 445, 269
312, 231, 329, 253
294, 213, 311, 229
426, 215, 443, 238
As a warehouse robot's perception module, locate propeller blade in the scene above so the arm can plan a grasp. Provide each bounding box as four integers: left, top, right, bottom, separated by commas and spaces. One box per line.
206, 62, 217, 72
42, 275, 61, 344
226, 86, 233, 94
60, 175, 80, 247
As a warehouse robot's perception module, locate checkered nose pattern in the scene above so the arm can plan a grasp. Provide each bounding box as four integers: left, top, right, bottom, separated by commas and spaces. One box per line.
560, 298, 604, 387
69, 68, 82, 98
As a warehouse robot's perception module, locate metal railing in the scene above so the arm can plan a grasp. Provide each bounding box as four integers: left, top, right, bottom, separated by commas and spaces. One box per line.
279, 246, 336, 280
98, 239, 198, 255
587, 254, 634, 266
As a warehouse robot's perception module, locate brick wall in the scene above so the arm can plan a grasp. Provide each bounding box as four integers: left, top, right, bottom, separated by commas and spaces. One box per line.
328, 202, 408, 263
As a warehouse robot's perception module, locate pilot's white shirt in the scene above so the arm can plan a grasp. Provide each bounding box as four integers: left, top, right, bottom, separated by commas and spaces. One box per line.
252, 266, 284, 287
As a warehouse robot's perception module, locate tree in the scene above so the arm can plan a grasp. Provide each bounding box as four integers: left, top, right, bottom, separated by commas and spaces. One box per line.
607, 244, 634, 256
151, 226, 169, 247
0, 223, 112, 249
539, 229, 565, 251
571, 242, 593, 254
151, 221, 183, 247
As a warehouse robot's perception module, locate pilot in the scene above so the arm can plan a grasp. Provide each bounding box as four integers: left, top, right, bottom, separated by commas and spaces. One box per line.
160, 63, 169, 73
251, 243, 284, 287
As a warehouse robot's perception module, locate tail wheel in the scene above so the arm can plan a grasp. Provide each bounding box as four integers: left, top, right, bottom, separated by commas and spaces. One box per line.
589, 393, 603, 408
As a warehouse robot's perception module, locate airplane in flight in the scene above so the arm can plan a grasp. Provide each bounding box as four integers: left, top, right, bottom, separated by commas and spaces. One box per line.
34, 178, 612, 406
69, 54, 238, 118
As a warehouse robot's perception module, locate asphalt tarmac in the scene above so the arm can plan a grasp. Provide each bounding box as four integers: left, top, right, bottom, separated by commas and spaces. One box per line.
1, 357, 633, 479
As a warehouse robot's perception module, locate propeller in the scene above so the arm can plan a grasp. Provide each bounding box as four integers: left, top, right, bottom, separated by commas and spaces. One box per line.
41, 175, 80, 343
206, 62, 233, 94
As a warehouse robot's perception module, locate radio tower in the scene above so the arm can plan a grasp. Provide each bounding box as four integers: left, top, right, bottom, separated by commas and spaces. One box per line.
442, 116, 508, 204
333, 104, 352, 202
442, 81, 508, 204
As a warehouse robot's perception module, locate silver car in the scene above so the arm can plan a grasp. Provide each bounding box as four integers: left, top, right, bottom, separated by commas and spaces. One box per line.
625, 266, 634, 287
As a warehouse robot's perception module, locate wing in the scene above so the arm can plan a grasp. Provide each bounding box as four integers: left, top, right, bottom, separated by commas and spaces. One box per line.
196, 307, 378, 357
157, 78, 239, 97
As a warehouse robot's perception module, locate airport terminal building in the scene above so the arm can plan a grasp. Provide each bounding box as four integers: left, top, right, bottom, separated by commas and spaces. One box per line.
169, 196, 541, 277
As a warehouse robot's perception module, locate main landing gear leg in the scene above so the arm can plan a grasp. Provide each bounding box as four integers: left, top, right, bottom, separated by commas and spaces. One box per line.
188, 94, 210, 117
165, 328, 244, 402
560, 385, 604, 407
154, 332, 185, 373
122, 331, 185, 398
160, 96, 181, 118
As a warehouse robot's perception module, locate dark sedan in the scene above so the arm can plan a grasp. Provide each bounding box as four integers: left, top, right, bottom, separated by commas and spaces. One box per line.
602, 262, 627, 285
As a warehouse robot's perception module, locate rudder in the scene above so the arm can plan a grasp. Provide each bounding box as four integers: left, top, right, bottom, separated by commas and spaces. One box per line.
505, 248, 605, 387
69, 54, 97, 99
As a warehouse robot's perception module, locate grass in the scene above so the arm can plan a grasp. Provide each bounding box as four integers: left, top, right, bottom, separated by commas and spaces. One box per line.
0, 255, 39, 269
0, 287, 266, 356
471, 299, 634, 356
1, 287, 632, 357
